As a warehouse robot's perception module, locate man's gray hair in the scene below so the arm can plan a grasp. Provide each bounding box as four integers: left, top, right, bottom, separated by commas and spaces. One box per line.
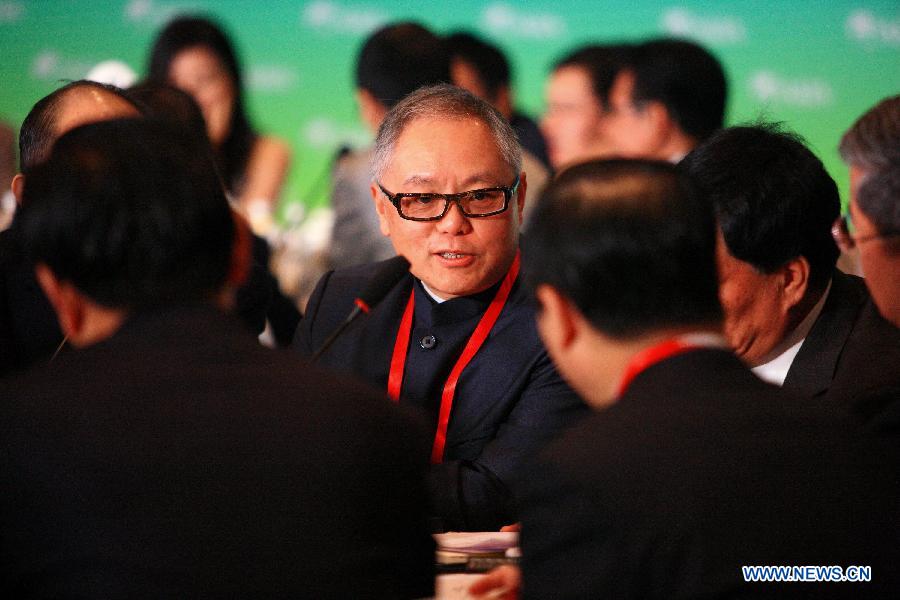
839, 95, 900, 235
371, 83, 522, 180
839, 95, 900, 171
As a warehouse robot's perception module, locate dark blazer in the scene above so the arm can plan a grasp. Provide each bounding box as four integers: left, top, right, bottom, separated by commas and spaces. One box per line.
295, 259, 588, 531
0, 226, 294, 376
516, 349, 900, 599
783, 269, 900, 398
0, 305, 435, 599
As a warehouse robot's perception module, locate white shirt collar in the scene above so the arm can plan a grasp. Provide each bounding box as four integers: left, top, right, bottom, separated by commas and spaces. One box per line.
420, 280, 448, 304
751, 279, 832, 386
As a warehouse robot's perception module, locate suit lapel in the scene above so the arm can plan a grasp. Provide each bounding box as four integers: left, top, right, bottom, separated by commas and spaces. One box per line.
782, 271, 867, 398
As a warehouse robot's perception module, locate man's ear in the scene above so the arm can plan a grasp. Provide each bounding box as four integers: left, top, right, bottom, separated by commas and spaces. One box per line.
493, 85, 514, 120
371, 182, 392, 237
35, 264, 82, 339
515, 171, 527, 223
11, 173, 24, 206
535, 284, 581, 352
355, 89, 387, 134
778, 255, 811, 312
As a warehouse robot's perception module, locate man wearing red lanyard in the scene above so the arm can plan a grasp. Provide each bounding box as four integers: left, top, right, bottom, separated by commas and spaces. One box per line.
471, 159, 900, 599
295, 84, 587, 531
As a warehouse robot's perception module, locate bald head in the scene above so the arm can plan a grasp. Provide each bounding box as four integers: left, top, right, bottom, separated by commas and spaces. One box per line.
18, 80, 141, 172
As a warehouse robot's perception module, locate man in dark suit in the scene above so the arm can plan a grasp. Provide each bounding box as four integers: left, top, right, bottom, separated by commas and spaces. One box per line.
0, 80, 142, 376
832, 95, 900, 441
681, 124, 900, 401
471, 159, 900, 599
296, 84, 587, 532
0, 119, 434, 598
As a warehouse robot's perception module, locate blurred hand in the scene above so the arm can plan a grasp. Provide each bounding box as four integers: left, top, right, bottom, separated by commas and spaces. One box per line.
468, 565, 521, 599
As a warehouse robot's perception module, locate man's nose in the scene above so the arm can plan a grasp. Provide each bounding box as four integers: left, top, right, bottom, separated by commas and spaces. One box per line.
435, 199, 473, 235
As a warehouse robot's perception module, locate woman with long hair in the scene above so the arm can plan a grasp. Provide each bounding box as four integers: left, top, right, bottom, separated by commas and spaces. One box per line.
148, 15, 290, 234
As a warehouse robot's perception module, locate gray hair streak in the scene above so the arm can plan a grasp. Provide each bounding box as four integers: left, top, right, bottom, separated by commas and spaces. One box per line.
371, 83, 522, 181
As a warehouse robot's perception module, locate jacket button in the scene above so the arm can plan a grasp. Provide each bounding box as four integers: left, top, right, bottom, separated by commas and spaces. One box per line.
420, 335, 437, 350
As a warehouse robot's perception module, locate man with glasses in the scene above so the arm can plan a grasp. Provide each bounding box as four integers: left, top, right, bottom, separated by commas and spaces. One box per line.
836, 95, 900, 326
681, 124, 900, 406
296, 84, 587, 532
829, 95, 900, 440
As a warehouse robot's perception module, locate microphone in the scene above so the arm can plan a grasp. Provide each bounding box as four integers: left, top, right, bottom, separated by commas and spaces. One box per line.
311, 255, 411, 361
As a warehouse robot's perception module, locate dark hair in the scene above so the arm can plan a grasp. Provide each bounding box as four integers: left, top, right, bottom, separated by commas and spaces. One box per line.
148, 15, 256, 195
18, 80, 140, 171
524, 159, 721, 338
446, 32, 510, 100
16, 118, 234, 309
681, 124, 840, 290
553, 44, 632, 111
355, 22, 450, 108
127, 81, 209, 145
839, 95, 900, 235
626, 38, 726, 142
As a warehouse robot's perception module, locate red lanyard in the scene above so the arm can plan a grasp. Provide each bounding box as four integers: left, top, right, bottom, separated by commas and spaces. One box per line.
387, 252, 521, 464
616, 339, 698, 397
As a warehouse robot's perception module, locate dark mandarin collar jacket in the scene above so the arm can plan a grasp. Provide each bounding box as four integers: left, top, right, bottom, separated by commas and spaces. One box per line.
296, 258, 588, 531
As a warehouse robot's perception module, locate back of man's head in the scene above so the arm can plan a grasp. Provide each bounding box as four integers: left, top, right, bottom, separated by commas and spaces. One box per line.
525, 159, 721, 338
682, 124, 840, 291
446, 32, 510, 101
18, 80, 141, 172
553, 44, 631, 111
17, 118, 234, 310
356, 22, 450, 109
628, 38, 726, 142
839, 95, 900, 237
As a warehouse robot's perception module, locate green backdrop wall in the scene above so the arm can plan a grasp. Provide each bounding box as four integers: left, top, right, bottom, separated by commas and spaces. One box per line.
1, 0, 898, 218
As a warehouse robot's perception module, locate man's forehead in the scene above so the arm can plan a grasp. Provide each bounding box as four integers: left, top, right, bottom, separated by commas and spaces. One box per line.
386, 115, 512, 183
53, 88, 140, 137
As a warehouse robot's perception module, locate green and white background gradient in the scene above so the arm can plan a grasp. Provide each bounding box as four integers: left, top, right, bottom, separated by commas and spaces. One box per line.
1, 0, 898, 218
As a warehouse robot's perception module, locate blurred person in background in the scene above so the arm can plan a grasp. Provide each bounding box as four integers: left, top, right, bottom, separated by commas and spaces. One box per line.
0, 121, 14, 230
603, 38, 726, 162
148, 15, 291, 235
540, 44, 630, 171
127, 81, 301, 346
447, 32, 550, 169
446, 31, 549, 224
328, 22, 451, 270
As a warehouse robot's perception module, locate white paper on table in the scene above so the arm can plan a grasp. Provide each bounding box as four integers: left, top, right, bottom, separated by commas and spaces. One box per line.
433, 531, 518, 553
434, 573, 487, 600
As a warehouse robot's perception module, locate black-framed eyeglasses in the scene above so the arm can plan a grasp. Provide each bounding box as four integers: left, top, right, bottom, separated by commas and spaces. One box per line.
376, 176, 519, 222
831, 214, 899, 252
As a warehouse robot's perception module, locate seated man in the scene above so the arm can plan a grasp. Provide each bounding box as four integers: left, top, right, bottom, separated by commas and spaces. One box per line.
837, 94, 900, 326
832, 95, 900, 438
681, 124, 900, 400
296, 84, 587, 532
472, 159, 900, 599
0, 119, 434, 597
1, 80, 142, 376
